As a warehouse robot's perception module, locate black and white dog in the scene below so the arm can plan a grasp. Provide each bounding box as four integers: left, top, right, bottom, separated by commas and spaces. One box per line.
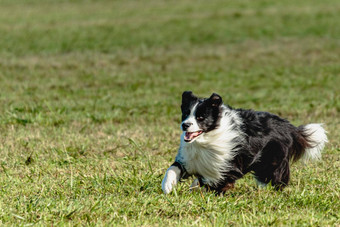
162, 91, 328, 194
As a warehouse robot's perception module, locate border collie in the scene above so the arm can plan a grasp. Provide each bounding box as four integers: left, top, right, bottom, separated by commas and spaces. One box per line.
162, 91, 328, 194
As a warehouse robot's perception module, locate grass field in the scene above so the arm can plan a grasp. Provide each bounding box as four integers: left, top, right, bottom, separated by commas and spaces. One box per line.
0, 0, 339, 225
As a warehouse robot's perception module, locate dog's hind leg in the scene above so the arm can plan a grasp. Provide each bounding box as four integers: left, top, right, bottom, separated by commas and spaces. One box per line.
253, 140, 291, 190
271, 160, 290, 190
254, 159, 290, 190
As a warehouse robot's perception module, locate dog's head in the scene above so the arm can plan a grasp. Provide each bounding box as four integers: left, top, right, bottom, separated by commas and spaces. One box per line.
181, 91, 223, 143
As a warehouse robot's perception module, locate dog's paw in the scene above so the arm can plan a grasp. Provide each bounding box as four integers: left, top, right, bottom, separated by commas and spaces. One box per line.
189, 178, 208, 192
190, 178, 200, 191
162, 167, 180, 194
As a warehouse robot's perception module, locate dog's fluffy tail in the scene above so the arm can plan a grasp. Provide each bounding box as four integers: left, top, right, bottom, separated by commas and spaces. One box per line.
292, 124, 328, 162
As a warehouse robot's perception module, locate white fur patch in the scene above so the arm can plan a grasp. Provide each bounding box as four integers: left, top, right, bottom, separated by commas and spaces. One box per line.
255, 179, 267, 188
301, 124, 328, 162
161, 166, 181, 194
176, 107, 244, 186
182, 103, 201, 139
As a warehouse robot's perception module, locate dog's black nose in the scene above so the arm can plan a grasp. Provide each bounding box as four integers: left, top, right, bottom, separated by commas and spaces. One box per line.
181, 122, 192, 131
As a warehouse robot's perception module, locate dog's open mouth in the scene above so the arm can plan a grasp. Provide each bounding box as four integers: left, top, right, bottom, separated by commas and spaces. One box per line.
184, 130, 203, 142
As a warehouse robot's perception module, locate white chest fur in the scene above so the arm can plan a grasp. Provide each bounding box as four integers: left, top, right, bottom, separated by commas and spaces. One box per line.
177, 111, 243, 186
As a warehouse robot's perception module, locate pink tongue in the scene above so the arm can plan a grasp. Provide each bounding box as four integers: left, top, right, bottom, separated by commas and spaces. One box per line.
185, 131, 201, 140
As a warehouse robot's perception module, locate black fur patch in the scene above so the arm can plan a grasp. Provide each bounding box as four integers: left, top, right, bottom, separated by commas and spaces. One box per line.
181, 91, 198, 122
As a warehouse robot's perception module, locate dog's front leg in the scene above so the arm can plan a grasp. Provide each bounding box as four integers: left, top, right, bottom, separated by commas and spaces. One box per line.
161, 164, 182, 194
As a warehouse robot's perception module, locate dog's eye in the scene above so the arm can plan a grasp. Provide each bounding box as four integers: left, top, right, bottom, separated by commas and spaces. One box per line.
196, 116, 204, 121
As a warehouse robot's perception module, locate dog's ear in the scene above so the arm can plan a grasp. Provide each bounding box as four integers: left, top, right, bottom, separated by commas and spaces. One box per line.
208, 93, 222, 107
182, 91, 197, 104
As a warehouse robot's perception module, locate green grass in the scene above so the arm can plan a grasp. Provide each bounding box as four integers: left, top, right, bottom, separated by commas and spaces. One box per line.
0, 0, 339, 225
